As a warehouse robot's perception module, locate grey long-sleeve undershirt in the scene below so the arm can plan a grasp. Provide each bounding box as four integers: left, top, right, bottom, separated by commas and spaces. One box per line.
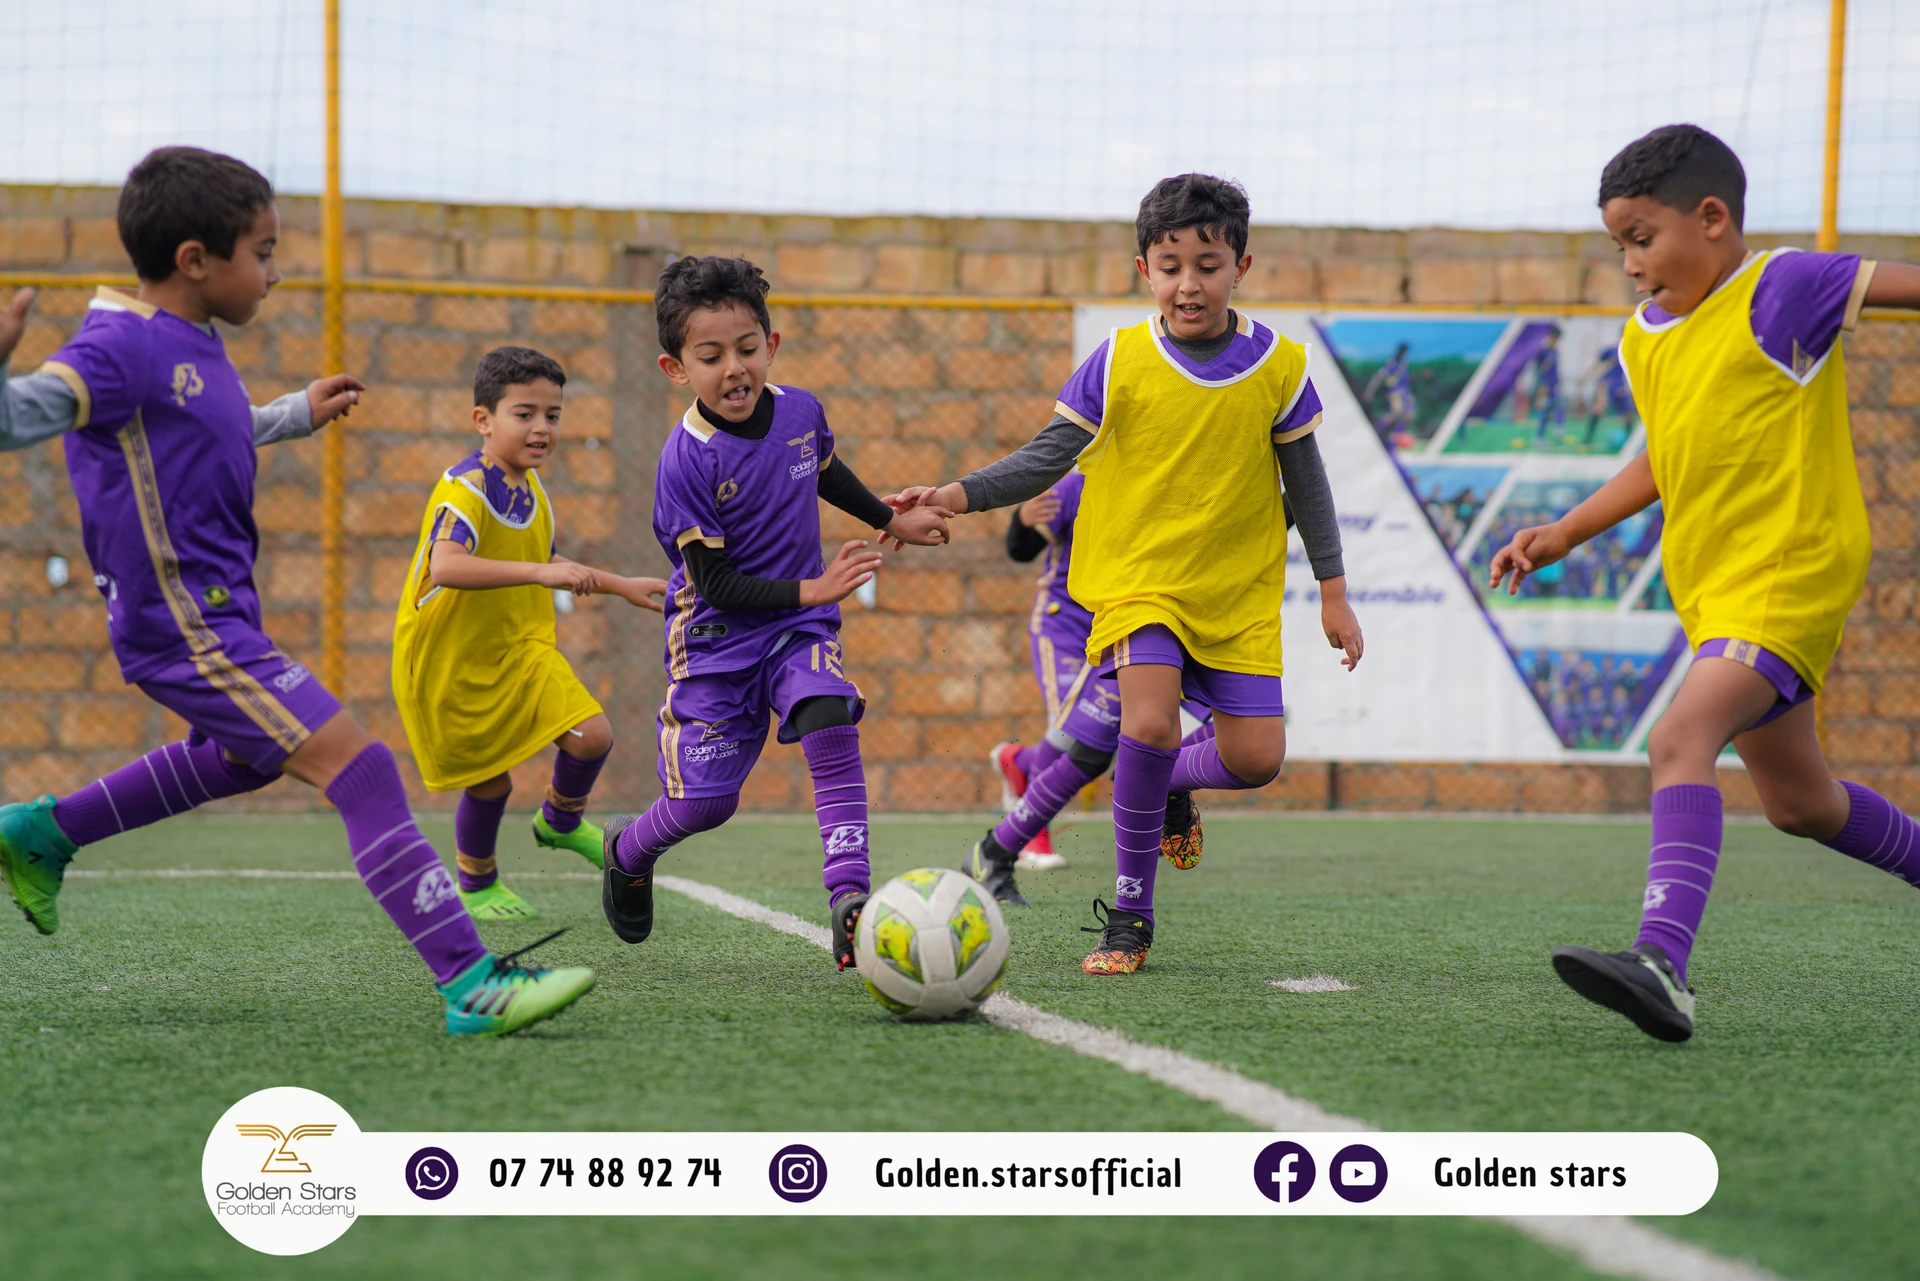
0, 366, 314, 452
956, 321, 1347, 580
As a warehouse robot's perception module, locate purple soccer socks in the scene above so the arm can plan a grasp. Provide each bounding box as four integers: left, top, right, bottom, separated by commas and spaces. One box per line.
1634, 784, 1722, 983
543, 746, 609, 834
326, 742, 487, 985
611, 794, 738, 875
804, 725, 871, 906
1014, 739, 1065, 785
1112, 734, 1178, 924
994, 754, 1098, 854
1168, 737, 1269, 792
1822, 780, 1920, 888
51, 736, 279, 847
454, 790, 510, 892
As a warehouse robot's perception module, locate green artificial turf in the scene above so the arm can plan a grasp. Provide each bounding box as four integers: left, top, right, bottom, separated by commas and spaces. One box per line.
4, 810, 1915, 1280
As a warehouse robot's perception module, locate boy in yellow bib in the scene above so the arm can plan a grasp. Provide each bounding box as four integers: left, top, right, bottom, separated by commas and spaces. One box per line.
393, 347, 666, 921
1491, 126, 1920, 1042
912, 175, 1364, 974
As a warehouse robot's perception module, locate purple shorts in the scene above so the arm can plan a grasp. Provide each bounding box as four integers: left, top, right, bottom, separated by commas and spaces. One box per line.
1095, 624, 1284, 719
1696, 638, 1814, 729
1029, 624, 1086, 722
134, 629, 342, 772
657, 631, 864, 799
1050, 660, 1212, 754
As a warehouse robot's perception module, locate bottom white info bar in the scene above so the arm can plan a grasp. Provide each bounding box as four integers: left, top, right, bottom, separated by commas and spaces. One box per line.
203, 1089, 1716, 1255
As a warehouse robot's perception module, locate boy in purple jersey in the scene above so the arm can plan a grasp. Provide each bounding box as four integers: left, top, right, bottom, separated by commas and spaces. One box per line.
599, 256, 951, 970
0, 147, 594, 1038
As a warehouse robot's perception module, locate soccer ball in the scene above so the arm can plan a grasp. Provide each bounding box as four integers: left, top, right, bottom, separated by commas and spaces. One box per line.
854, 868, 1010, 1021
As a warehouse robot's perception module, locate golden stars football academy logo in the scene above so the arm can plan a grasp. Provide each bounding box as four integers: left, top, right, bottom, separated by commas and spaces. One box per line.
233, 1123, 337, 1173
787, 431, 817, 458
171, 362, 205, 407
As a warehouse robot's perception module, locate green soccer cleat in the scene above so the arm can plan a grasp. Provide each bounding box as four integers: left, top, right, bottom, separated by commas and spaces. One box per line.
0, 794, 79, 935
533, 812, 605, 870
459, 881, 539, 921
439, 931, 596, 1037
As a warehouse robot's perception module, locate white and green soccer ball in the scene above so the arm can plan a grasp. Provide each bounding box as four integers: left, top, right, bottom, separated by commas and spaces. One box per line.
854, 868, 1010, 1021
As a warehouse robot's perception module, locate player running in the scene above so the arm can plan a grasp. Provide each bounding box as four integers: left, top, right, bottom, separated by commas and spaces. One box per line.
391, 345, 667, 921
597, 255, 950, 970
1490, 125, 1920, 1042
906, 174, 1363, 974
0, 147, 594, 1036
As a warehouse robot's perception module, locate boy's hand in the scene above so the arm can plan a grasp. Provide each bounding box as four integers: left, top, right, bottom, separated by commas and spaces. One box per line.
801, 540, 883, 606
1319, 578, 1364, 671
537, 561, 598, 595
1017, 491, 1061, 529
883, 486, 938, 513
612, 575, 669, 612
882, 505, 952, 550
307, 374, 366, 428
1488, 523, 1570, 595
0, 288, 35, 367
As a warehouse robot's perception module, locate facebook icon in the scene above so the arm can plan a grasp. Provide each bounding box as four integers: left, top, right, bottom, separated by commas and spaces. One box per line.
1252, 1141, 1316, 1203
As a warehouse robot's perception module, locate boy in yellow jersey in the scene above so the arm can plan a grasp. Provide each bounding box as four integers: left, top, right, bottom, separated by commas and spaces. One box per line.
908, 175, 1364, 974
393, 346, 666, 921
1491, 126, 1920, 1042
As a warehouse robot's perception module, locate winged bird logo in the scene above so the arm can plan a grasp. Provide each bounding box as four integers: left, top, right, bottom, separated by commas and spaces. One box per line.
234, 1123, 337, 1173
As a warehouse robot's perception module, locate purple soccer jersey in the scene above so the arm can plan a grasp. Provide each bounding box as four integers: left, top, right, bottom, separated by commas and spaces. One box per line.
42, 289, 270, 681
652, 385, 842, 678
1638, 249, 1875, 382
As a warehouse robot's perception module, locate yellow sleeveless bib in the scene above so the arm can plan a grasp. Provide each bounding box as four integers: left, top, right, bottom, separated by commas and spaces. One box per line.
391, 464, 601, 791
1069, 314, 1309, 676
1620, 249, 1869, 689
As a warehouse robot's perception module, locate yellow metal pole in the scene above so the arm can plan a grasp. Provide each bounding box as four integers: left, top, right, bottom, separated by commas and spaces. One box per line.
1818, 0, 1846, 252
320, 0, 346, 697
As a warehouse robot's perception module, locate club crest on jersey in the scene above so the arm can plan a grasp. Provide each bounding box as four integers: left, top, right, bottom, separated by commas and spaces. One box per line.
171, 362, 205, 407
716, 478, 740, 503
697, 718, 728, 742
787, 431, 819, 480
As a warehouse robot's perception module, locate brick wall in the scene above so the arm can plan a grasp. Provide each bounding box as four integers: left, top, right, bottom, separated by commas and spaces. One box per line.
2, 183, 1916, 813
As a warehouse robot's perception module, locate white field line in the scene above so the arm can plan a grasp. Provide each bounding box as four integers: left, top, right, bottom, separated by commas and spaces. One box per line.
62, 866, 1781, 1281
1270, 975, 1356, 993
652, 875, 1783, 1281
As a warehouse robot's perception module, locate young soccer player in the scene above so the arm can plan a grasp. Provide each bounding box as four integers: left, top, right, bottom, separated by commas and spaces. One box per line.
0, 147, 594, 1037
598, 255, 951, 969
391, 345, 667, 922
904, 174, 1364, 974
1489, 125, 1920, 1042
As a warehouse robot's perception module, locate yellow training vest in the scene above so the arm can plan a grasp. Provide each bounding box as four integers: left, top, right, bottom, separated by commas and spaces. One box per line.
1620, 249, 1870, 689
1069, 314, 1309, 676
391, 462, 602, 791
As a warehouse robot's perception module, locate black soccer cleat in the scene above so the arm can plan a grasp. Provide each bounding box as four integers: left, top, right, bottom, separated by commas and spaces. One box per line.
600, 815, 655, 944
1552, 942, 1695, 1043
830, 891, 868, 972
1081, 897, 1154, 975
1160, 789, 1203, 869
963, 830, 1029, 907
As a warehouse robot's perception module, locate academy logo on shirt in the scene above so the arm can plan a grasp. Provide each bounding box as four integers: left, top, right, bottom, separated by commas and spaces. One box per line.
171, 362, 205, 406
716, 478, 740, 503
412, 866, 458, 915
786, 432, 819, 479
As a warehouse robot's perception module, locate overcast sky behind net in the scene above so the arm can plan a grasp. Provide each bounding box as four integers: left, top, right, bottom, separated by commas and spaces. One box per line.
4, 0, 1916, 231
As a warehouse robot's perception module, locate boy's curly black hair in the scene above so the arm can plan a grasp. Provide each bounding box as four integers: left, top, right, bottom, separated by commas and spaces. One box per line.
655, 255, 773, 357
1598, 125, 1747, 230
1135, 173, 1251, 260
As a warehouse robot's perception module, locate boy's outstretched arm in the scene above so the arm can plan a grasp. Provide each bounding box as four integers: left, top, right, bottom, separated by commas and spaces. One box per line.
249, 374, 365, 448
1864, 261, 1920, 309
549, 554, 667, 612
1488, 450, 1659, 594
429, 539, 597, 594
896, 413, 1091, 516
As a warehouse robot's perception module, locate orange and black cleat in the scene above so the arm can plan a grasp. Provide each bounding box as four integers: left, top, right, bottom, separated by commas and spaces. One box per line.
1080, 898, 1153, 975
1160, 790, 1203, 870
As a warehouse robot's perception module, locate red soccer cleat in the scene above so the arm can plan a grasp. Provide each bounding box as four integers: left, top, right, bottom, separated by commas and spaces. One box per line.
1016, 825, 1065, 871
988, 742, 1028, 813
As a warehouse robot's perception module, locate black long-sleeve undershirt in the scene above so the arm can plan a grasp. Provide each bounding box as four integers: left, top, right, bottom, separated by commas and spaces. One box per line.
682, 391, 895, 612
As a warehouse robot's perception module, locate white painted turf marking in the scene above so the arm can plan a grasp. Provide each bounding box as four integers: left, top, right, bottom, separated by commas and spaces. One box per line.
1269, 974, 1355, 993
61, 868, 1780, 1281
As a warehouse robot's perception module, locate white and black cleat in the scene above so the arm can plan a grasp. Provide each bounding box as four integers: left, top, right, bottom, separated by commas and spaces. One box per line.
1552, 942, 1695, 1042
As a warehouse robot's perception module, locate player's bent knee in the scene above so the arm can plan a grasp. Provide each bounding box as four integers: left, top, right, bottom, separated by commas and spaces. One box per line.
1221, 747, 1283, 788
466, 773, 513, 801
562, 714, 614, 759
788, 695, 854, 737
1065, 738, 1115, 778
686, 792, 741, 832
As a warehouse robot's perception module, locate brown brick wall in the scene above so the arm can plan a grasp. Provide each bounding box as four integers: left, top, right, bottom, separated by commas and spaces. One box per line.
2, 184, 1916, 813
